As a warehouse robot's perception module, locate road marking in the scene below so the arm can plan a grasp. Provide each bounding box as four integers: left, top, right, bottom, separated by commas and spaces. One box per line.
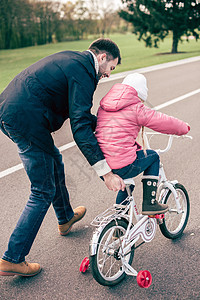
0, 163, 24, 179
58, 141, 76, 152
100, 56, 200, 83
154, 88, 200, 110
0, 88, 199, 179
0, 142, 76, 179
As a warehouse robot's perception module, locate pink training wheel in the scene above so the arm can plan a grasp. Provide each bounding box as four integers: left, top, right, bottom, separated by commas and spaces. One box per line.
79, 257, 90, 273
137, 270, 152, 288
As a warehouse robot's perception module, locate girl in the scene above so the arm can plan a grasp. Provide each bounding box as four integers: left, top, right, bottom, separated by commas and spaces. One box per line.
95, 73, 190, 215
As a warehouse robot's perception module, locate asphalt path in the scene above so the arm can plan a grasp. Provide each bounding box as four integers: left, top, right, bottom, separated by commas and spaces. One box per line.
0, 58, 200, 300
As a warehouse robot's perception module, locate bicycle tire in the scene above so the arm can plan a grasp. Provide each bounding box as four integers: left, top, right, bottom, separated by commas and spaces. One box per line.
89, 218, 135, 286
159, 183, 190, 239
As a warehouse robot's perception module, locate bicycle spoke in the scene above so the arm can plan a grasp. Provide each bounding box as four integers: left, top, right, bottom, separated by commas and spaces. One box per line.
105, 257, 120, 277
98, 252, 111, 271
103, 228, 115, 249
159, 183, 189, 239
91, 219, 135, 285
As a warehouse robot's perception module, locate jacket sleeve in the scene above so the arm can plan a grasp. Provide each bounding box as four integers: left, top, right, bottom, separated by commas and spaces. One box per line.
90, 114, 97, 132
136, 103, 189, 135
68, 75, 111, 176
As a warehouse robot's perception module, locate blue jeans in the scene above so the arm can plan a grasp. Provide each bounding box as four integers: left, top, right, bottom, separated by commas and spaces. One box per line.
0, 120, 74, 263
113, 150, 160, 204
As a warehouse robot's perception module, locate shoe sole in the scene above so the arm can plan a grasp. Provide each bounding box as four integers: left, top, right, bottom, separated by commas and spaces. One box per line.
59, 225, 73, 236
0, 268, 41, 277
59, 210, 86, 236
142, 208, 169, 215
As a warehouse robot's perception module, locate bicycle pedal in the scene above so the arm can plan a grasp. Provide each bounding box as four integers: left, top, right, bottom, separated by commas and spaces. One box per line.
148, 214, 165, 219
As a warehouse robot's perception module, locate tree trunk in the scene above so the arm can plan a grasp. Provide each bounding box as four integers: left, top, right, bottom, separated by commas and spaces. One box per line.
171, 30, 178, 53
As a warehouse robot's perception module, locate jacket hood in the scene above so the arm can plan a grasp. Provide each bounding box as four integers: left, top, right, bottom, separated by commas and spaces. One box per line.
100, 83, 140, 112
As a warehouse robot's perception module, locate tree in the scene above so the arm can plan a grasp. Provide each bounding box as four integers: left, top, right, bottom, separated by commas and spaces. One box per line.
31, 1, 61, 45
0, 0, 34, 49
0, 0, 61, 49
119, 0, 200, 53
87, 0, 121, 35
60, 1, 89, 40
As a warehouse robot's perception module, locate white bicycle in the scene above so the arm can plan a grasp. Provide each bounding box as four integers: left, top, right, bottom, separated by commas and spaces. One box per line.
80, 133, 191, 288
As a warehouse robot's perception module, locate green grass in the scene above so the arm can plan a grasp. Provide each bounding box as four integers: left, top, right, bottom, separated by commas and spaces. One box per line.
0, 33, 199, 93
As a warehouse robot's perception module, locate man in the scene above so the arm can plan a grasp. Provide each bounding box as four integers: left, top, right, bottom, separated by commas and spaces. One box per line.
0, 38, 125, 277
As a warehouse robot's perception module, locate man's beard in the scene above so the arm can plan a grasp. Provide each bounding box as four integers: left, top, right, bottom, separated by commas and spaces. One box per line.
98, 71, 108, 80
97, 71, 103, 80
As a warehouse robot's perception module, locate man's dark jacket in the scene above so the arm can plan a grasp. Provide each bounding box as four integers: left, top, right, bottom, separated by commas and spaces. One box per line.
0, 51, 105, 166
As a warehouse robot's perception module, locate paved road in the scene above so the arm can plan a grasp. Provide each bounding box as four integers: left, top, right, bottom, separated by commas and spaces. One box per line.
0, 58, 200, 300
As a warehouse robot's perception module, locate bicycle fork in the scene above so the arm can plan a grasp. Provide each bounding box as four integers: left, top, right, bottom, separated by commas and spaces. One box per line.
158, 180, 183, 214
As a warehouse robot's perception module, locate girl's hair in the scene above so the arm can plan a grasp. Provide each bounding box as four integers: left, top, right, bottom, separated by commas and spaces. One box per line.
141, 126, 147, 156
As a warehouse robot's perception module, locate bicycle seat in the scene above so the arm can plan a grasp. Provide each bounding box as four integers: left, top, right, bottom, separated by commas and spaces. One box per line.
124, 178, 135, 186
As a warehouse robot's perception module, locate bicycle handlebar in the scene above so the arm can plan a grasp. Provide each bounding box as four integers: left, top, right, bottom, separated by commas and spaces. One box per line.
144, 132, 192, 154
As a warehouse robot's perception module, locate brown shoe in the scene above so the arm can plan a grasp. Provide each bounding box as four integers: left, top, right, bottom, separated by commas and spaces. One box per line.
0, 259, 41, 277
58, 206, 86, 236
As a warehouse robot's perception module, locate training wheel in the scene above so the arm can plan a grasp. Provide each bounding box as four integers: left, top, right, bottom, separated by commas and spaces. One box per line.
137, 270, 152, 288
79, 257, 90, 273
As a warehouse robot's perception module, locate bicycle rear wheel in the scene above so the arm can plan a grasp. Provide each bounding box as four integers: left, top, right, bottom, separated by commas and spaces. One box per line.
159, 183, 190, 239
89, 218, 134, 286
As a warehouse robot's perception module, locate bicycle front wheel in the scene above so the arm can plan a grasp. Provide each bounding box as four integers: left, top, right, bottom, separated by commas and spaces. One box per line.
159, 183, 190, 239
89, 218, 134, 286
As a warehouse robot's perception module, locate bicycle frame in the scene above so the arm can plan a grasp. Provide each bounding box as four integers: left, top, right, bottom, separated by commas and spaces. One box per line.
90, 182, 157, 267
89, 133, 192, 277
115, 181, 157, 276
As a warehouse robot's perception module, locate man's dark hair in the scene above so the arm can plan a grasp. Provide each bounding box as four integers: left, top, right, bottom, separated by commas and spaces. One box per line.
89, 38, 121, 65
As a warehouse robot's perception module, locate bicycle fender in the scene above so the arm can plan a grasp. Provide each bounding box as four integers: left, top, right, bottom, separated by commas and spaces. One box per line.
89, 226, 105, 256
158, 180, 178, 203
89, 217, 129, 256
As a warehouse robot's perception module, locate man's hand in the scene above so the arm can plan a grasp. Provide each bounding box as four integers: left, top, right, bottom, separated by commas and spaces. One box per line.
103, 172, 126, 192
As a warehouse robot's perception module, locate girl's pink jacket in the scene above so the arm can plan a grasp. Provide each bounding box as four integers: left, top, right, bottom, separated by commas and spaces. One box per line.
95, 83, 190, 169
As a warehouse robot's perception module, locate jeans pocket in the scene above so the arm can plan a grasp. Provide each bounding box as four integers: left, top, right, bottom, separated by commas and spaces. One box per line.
2, 122, 32, 153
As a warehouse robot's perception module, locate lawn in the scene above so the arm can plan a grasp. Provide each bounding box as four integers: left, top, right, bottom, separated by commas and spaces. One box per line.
0, 33, 199, 93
